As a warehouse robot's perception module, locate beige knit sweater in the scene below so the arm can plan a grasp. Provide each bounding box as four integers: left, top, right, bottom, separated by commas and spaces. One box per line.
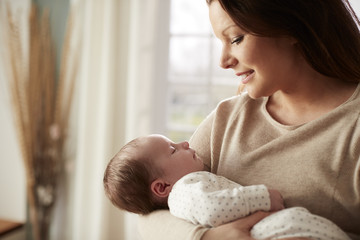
138, 85, 360, 240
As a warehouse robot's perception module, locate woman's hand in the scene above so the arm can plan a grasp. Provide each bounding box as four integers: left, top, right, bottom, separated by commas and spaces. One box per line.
201, 211, 271, 240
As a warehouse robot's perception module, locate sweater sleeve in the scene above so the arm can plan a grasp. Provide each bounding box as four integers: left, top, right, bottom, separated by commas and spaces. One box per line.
168, 172, 270, 227
137, 210, 208, 240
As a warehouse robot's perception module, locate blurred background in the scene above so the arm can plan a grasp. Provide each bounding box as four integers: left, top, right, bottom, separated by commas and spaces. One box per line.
0, 0, 359, 239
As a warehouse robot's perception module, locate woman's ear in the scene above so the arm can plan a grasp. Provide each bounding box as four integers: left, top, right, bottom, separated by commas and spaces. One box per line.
151, 179, 172, 198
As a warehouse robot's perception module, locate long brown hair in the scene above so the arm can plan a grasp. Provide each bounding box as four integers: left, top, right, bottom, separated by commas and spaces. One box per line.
208, 0, 360, 82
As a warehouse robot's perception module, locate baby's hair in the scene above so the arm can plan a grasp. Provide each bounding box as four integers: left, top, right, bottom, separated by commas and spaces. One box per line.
103, 138, 167, 214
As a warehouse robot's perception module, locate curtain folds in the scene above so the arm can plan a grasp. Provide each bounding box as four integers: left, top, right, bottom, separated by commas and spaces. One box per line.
66, 0, 164, 239
68, 0, 126, 239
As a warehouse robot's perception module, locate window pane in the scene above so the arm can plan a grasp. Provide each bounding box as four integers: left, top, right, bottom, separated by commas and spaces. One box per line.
210, 84, 238, 106
169, 37, 210, 81
170, 0, 210, 34
167, 131, 193, 143
211, 38, 236, 79
166, 0, 240, 142
212, 76, 240, 88
169, 76, 208, 84
167, 85, 209, 129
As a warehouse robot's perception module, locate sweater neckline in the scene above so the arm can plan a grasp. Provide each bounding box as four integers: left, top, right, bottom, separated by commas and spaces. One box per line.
261, 83, 360, 130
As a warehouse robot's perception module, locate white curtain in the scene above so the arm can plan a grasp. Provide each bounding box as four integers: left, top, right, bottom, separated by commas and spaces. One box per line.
63, 0, 166, 239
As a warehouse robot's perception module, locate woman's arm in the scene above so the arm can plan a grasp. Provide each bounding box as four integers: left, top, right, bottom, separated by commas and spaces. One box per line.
138, 210, 309, 240
137, 210, 208, 240
201, 211, 271, 240
138, 210, 274, 240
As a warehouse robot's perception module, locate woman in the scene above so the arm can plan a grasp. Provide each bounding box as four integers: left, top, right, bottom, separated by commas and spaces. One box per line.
138, 0, 360, 239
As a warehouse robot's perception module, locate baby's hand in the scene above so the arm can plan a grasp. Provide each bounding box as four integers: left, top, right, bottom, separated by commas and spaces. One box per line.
268, 189, 284, 211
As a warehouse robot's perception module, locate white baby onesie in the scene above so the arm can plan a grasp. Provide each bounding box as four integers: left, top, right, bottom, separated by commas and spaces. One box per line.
168, 171, 270, 227
168, 171, 350, 240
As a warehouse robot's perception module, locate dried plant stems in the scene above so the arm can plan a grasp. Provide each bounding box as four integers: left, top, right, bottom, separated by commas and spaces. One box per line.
3, 3, 76, 240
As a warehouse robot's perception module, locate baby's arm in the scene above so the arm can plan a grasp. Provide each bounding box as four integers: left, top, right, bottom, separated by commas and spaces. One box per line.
268, 189, 285, 212
168, 171, 283, 227
251, 207, 351, 240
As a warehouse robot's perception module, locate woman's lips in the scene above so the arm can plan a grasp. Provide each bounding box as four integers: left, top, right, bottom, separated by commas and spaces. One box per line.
237, 70, 254, 84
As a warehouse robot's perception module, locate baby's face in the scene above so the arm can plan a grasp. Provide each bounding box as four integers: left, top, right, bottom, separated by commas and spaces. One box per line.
141, 135, 204, 185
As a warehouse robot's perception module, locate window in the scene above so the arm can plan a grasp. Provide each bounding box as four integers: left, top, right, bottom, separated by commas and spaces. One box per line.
165, 0, 238, 142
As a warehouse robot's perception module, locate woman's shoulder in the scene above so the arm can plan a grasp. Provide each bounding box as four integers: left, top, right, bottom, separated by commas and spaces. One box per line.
336, 83, 360, 121
217, 92, 252, 107
214, 92, 265, 118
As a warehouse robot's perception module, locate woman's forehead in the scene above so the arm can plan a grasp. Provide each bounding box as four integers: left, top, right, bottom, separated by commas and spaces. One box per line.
209, 1, 239, 36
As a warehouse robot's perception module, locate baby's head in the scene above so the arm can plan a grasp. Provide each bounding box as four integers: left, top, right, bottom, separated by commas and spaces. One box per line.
103, 134, 204, 214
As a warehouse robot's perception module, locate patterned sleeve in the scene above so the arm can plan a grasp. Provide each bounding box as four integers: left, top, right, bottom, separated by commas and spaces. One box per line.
251, 207, 351, 240
168, 171, 270, 227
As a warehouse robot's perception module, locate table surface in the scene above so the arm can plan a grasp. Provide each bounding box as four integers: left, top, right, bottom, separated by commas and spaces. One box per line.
0, 219, 24, 236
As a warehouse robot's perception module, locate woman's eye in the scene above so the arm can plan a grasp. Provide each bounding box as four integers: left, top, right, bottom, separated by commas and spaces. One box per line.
231, 35, 244, 45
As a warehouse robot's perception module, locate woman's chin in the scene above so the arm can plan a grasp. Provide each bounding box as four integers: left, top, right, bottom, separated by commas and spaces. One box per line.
246, 88, 261, 99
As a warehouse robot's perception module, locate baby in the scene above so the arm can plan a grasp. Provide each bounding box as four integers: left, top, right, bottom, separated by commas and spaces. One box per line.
103, 134, 350, 240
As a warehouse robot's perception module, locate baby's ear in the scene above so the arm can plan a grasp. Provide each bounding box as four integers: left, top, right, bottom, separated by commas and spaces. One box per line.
151, 179, 171, 198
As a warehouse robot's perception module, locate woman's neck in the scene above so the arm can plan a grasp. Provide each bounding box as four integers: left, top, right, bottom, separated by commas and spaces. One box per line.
266, 76, 358, 126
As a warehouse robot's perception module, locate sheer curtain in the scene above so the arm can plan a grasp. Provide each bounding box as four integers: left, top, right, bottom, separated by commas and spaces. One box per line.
65, 0, 166, 239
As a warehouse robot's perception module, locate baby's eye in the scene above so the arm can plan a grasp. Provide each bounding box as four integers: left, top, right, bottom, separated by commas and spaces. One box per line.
171, 146, 176, 154
231, 35, 244, 45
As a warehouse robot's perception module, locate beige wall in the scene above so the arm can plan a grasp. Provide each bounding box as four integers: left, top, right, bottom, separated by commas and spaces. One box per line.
0, 0, 29, 223
0, 85, 26, 222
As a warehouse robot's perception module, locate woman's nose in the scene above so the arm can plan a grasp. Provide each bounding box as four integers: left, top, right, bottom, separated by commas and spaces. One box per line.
220, 47, 237, 69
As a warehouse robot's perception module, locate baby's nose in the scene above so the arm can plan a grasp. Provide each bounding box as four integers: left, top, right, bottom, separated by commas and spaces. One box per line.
181, 141, 189, 149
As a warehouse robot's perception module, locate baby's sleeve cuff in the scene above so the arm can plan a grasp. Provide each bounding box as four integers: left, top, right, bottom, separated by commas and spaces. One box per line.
241, 184, 271, 213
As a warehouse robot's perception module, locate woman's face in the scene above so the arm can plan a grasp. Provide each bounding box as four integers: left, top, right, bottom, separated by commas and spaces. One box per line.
209, 1, 300, 98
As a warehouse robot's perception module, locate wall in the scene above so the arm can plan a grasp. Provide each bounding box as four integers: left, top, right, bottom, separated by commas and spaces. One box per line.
0, 78, 26, 222
0, 0, 28, 223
